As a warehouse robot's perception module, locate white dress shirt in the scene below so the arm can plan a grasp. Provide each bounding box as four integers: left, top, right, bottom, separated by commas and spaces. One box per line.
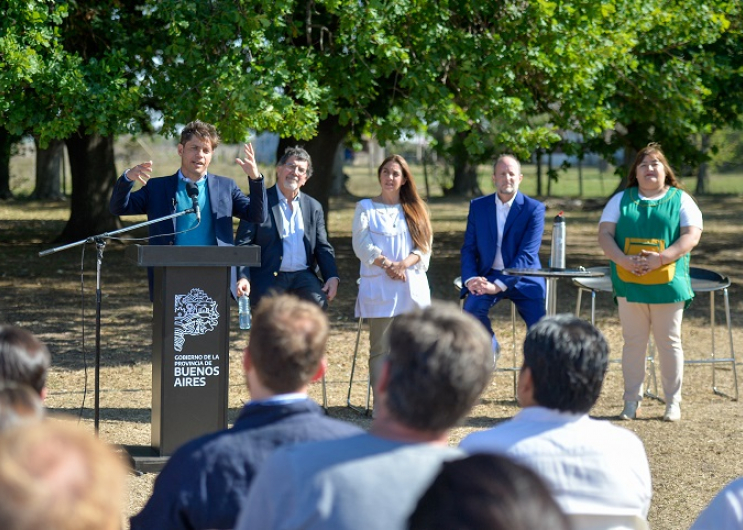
460, 406, 652, 518
491, 192, 516, 271
278, 192, 307, 272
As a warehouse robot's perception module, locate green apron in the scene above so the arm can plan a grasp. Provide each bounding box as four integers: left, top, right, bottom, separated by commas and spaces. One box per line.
610, 187, 693, 306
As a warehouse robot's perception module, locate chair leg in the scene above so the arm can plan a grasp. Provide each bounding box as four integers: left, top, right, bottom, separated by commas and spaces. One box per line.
590, 290, 596, 326
713, 288, 739, 401
724, 289, 739, 401
645, 336, 662, 402
322, 374, 328, 411
347, 317, 370, 415
510, 301, 517, 398
681, 289, 738, 401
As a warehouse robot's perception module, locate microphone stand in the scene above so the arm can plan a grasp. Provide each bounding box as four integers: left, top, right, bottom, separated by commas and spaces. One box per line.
39, 208, 197, 434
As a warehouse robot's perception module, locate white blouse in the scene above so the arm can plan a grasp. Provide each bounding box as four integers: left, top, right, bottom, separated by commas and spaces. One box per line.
352, 199, 431, 318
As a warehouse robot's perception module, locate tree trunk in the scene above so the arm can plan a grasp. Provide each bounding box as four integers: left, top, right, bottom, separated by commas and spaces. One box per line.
32, 138, 65, 200
0, 129, 16, 200
58, 130, 120, 243
695, 133, 710, 195
277, 115, 349, 222
536, 148, 543, 196
329, 142, 346, 196
447, 130, 481, 196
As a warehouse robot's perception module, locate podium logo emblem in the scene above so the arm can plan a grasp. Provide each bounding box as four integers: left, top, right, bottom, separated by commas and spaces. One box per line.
174, 288, 220, 352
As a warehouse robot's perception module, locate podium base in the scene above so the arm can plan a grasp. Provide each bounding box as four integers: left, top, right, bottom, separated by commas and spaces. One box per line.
120, 445, 170, 474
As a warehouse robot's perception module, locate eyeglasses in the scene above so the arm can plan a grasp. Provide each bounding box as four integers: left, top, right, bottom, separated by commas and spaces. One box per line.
283, 163, 308, 176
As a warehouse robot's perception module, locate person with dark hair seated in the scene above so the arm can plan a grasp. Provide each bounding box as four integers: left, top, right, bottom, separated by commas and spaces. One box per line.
461, 314, 652, 525
408, 453, 570, 530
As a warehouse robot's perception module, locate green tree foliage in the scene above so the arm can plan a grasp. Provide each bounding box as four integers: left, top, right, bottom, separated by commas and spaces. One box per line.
583, 0, 741, 189
1, 0, 149, 240
2, 0, 741, 239
142, 0, 648, 204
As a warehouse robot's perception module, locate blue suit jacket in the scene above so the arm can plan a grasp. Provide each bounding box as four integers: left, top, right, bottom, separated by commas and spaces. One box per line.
109, 171, 267, 297
130, 399, 362, 530
235, 185, 339, 304
460, 191, 546, 298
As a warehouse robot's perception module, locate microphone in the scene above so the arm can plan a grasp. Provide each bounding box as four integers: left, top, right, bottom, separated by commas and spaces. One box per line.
185, 182, 200, 223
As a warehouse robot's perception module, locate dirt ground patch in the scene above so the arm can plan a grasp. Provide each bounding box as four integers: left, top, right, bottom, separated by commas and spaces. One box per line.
1, 193, 742, 529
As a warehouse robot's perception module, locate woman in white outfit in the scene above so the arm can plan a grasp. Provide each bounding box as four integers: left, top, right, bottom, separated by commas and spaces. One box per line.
352, 154, 433, 403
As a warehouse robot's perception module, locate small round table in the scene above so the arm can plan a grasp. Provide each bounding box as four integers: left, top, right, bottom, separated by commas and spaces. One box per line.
504, 267, 606, 317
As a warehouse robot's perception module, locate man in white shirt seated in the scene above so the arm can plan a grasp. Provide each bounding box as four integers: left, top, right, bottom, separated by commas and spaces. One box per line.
460, 314, 652, 521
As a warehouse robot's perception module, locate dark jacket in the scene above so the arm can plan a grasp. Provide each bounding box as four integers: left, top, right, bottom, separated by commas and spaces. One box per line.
109, 172, 267, 298
130, 399, 362, 530
235, 185, 338, 304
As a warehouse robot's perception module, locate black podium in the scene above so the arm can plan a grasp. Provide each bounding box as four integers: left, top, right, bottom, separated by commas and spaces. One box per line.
126, 245, 260, 465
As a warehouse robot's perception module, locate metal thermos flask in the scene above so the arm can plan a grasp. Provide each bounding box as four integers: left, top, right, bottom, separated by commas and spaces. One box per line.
550, 211, 566, 270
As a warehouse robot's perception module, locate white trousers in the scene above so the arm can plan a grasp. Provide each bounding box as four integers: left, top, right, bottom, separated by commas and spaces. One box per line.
617, 297, 685, 404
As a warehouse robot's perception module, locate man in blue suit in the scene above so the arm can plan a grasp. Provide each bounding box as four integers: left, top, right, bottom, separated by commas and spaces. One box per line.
461, 154, 546, 358
235, 146, 339, 310
109, 120, 267, 298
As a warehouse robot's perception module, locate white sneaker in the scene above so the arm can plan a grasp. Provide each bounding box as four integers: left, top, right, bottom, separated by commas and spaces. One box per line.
619, 401, 640, 420
663, 403, 681, 422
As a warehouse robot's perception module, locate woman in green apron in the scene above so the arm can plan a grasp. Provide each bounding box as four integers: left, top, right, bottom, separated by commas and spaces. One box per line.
598, 144, 703, 422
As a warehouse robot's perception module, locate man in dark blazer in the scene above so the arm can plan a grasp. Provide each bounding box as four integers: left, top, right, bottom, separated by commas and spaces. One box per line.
109, 120, 267, 298
460, 154, 546, 357
130, 294, 362, 530
235, 146, 339, 309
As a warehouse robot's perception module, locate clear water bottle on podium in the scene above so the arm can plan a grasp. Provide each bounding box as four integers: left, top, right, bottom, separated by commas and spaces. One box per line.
238, 295, 252, 330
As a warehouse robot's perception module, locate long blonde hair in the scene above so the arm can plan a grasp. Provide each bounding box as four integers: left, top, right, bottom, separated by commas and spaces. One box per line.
378, 155, 432, 253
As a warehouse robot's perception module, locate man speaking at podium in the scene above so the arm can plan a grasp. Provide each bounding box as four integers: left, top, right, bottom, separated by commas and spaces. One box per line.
109, 120, 267, 297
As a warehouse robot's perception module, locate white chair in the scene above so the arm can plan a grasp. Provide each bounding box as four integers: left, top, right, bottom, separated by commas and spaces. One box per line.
346, 312, 372, 416
347, 279, 372, 415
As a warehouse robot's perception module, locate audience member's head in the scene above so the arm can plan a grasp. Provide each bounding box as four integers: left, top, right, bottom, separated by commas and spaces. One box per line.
0, 382, 44, 431
0, 420, 126, 530
246, 294, 329, 394
408, 453, 570, 530
521, 314, 609, 413
0, 325, 51, 397
383, 302, 492, 433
